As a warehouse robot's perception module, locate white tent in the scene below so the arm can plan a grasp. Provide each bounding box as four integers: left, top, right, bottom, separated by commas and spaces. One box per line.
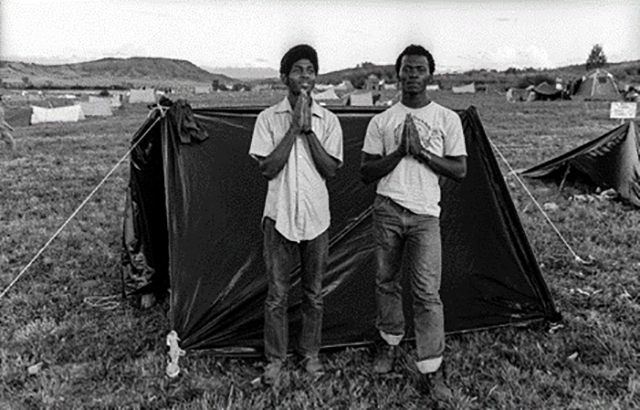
129, 89, 156, 104
193, 85, 213, 94
348, 91, 374, 106
89, 95, 122, 108
313, 88, 340, 101
426, 84, 440, 91
314, 84, 333, 91
452, 83, 476, 94
333, 80, 354, 92
31, 105, 85, 124
75, 101, 113, 117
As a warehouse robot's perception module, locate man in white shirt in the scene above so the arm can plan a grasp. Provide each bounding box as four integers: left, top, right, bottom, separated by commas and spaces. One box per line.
249, 44, 343, 385
360, 44, 467, 404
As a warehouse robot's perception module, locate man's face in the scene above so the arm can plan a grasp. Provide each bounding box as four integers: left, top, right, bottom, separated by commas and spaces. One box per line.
399, 54, 432, 95
282, 59, 316, 95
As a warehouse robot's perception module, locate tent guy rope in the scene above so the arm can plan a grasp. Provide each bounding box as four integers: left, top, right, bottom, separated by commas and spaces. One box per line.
488, 138, 593, 265
0, 114, 164, 301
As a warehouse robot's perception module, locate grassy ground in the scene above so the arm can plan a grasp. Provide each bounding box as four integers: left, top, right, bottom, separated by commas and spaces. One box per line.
1, 91, 638, 409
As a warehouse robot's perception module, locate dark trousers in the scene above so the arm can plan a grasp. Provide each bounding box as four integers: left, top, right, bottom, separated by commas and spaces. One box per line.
372, 195, 445, 363
263, 218, 328, 363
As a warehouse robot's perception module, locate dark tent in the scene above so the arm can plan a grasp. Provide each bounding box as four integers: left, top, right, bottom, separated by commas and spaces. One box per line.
521, 121, 640, 207
3, 106, 32, 127
122, 101, 560, 355
530, 81, 563, 101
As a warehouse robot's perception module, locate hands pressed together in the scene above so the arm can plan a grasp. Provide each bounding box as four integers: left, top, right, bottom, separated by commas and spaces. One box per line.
292, 90, 313, 135
398, 114, 426, 159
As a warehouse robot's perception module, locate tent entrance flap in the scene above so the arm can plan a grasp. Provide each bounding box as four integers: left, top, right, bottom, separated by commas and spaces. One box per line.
123, 103, 561, 354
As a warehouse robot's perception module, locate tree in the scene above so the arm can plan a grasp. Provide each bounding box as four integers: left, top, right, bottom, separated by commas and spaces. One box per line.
586, 44, 607, 71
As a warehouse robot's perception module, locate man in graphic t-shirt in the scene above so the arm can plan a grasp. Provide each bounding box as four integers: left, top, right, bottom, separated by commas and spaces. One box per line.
360, 44, 467, 405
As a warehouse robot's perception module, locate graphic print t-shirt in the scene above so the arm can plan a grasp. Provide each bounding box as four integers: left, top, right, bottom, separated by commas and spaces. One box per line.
362, 102, 466, 216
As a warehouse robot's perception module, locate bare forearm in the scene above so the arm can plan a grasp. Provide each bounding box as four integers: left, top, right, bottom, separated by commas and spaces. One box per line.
414, 150, 467, 181
360, 151, 404, 184
259, 128, 297, 179
304, 131, 340, 179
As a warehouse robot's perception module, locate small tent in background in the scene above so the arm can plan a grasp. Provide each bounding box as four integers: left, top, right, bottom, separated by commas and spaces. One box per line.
452, 83, 476, 94
426, 84, 440, 91
521, 121, 640, 207
193, 85, 213, 94
347, 90, 374, 106
122, 102, 560, 355
129, 89, 156, 104
312, 88, 344, 106
528, 82, 563, 101
89, 95, 122, 108
574, 69, 620, 100
312, 88, 340, 101
75, 101, 113, 117
314, 84, 333, 91
3, 106, 33, 127
506, 88, 529, 103
365, 74, 381, 91
31, 105, 85, 124
333, 80, 354, 92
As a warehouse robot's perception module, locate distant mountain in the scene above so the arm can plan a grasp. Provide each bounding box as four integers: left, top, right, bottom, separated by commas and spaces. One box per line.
203, 66, 279, 80
0, 57, 237, 88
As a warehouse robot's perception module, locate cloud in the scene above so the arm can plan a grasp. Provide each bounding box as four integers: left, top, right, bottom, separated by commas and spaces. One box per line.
482, 45, 553, 70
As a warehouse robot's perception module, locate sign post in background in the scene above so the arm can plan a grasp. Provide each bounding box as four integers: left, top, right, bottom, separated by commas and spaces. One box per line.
610, 102, 637, 123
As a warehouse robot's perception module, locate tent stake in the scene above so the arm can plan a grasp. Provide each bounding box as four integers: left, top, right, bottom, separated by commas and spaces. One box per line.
558, 164, 571, 194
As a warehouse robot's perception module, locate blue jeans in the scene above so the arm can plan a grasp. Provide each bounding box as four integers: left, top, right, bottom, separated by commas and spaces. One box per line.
372, 195, 444, 362
263, 218, 327, 363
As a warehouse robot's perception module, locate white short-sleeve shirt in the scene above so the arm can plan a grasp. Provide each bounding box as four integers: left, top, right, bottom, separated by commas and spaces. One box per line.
250, 98, 343, 242
362, 102, 466, 217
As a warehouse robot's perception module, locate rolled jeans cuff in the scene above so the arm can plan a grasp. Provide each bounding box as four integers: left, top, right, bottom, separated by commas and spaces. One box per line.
416, 356, 443, 374
379, 330, 403, 346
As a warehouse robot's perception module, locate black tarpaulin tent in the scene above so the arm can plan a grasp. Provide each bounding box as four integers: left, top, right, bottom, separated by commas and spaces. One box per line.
122, 101, 560, 355
520, 121, 640, 208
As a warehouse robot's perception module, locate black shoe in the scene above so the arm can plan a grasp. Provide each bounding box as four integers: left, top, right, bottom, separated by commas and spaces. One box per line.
373, 344, 397, 374
417, 366, 453, 404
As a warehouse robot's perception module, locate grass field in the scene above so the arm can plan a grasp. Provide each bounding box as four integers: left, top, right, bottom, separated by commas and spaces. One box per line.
1, 90, 638, 409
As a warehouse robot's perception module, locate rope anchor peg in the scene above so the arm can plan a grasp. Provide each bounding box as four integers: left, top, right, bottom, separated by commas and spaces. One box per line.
166, 330, 185, 378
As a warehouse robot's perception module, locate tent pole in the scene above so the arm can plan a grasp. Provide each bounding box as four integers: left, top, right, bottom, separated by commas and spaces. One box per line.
558, 164, 571, 193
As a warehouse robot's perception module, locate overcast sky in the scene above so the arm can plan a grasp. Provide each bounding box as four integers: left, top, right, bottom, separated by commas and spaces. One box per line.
1, 0, 638, 73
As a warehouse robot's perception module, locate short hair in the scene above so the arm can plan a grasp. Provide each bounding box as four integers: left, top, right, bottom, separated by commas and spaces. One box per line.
395, 45, 435, 76
280, 44, 319, 76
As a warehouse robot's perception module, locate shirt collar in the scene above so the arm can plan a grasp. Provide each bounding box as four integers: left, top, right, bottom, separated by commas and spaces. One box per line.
275, 97, 325, 119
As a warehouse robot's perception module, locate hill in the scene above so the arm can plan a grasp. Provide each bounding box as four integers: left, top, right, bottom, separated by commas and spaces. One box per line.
0, 57, 238, 89
317, 60, 640, 91
203, 66, 279, 80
